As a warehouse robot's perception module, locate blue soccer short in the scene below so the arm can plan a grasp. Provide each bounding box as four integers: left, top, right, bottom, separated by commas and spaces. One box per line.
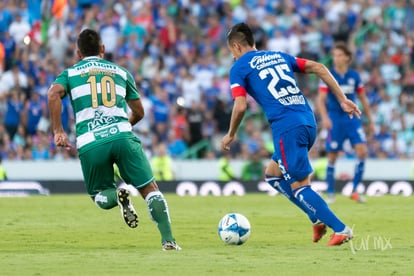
271, 125, 316, 185
325, 116, 366, 152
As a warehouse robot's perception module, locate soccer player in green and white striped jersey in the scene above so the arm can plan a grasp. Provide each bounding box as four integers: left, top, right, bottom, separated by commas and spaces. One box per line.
48, 29, 181, 251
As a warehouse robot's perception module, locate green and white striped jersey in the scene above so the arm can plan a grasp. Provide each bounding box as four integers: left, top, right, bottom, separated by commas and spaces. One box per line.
53, 56, 140, 154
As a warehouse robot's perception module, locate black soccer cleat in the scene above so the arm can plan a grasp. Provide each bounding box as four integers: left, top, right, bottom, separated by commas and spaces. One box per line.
117, 188, 139, 228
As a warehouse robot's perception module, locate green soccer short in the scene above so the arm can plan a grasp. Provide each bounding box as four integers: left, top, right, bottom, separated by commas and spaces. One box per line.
79, 136, 155, 197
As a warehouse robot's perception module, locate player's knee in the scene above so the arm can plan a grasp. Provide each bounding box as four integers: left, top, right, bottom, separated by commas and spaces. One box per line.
92, 194, 115, 210
356, 149, 368, 159
354, 144, 368, 159
137, 181, 159, 199
290, 175, 311, 191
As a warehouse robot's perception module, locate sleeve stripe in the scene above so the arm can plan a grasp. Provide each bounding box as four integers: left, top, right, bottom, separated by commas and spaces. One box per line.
231, 84, 247, 98
295, 58, 307, 73
318, 86, 329, 93
356, 85, 364, 94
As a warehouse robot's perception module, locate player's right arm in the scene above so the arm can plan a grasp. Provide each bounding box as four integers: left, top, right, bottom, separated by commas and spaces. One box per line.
221, 65, 248, 151
303, 59, 361, 119
48, 83, 70, 149
221, 96, 247, 151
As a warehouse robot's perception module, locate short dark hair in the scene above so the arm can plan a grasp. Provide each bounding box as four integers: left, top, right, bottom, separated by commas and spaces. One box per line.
77, 29, 102, 57
333, 42, 352, 59
226, 22, 255, 47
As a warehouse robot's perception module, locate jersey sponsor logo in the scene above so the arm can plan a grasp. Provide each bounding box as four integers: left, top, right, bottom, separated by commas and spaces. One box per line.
93, 125, 120, 140
68, 61, 127, 79
75, 61, 117, 72
297, 194, 316, 214
249, 53, 285, 70
340, 84, 355, 94
109, 127, 119, 135
87, 110, 118, 131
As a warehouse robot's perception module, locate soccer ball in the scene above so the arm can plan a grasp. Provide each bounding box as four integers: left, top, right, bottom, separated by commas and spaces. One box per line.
218, 213, 251, 245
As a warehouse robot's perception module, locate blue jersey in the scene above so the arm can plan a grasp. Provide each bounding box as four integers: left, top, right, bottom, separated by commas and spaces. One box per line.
229, 50, 316, 135
319, 68, 366, 151
319, 68, 363, 119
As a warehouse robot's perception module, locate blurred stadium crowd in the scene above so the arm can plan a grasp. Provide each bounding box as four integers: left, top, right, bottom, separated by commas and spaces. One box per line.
0, 0, 413, 161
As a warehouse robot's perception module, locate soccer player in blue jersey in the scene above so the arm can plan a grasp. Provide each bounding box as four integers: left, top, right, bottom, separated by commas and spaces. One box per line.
221, 23, 360, 246
317, 42, 375, 204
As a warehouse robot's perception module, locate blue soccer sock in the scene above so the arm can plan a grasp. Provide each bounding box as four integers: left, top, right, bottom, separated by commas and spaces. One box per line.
352, 160, 365, 192
326, 164, 335, 195
293, 185, 346, 232
265, 174, 318, 224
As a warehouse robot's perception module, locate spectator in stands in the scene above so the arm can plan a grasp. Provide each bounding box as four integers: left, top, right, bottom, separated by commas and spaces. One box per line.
0, 0, 413, 162
382, 128, 407, 159
31, 131, 50, 160
47, 21, 70, 66
1, 31, 16, 71
8, 11, 30, 48
0, 156, 7, 181
0, 62, 28, 96
313, 150, 328, 181
218, 150, 237, 182
186, 101, 204, 149
99, 9, 120, 61
151, 142, 174, 181
179, 68, 202, 109
22, 91, 47, 136
0, 41, 4, 74
241, 149, 264, 182
4, 88, 24, 139
166, 130, 187, 159
151, 84, 170, 144
0, 1, 13, 39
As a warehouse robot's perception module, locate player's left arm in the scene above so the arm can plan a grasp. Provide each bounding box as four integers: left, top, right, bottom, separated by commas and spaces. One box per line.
127, 99, 144, 126
124, 69, 143, 126
357, 88, 375, 136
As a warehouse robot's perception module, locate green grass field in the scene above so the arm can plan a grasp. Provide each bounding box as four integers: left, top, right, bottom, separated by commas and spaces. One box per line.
1, 194, 413, 275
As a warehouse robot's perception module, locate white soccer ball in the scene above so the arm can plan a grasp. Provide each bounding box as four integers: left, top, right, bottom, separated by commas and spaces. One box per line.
218, 213, 251, 245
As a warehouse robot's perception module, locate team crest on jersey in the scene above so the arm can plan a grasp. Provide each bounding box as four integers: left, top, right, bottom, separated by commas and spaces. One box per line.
88, 110, 117, 131
330, 141, 338, 149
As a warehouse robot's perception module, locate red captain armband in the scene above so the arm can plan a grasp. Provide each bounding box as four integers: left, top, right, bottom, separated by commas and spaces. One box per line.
295, 58, 307, 73
319, 86, 329, 93
231, 84, 247, 98
356, 85, 364, 94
